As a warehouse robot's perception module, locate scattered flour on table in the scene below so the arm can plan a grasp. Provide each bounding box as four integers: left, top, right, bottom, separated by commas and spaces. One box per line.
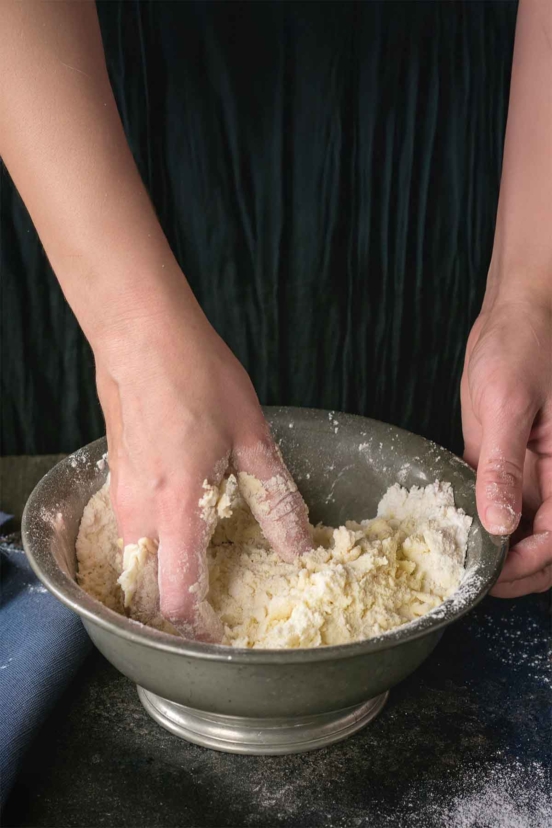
76, 477, 471, 648
387, 757, 551, 828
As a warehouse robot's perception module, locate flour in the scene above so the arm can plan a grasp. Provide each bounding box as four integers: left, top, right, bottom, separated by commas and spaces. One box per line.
198, 474, 239, 535
76, 477, 471, 648
75, 480, 123, 614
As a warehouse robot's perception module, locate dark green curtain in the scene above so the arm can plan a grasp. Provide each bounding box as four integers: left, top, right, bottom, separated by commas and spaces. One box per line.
0, 1, 517, 456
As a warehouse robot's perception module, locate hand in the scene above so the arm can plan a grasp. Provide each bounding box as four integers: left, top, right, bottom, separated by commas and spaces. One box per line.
94, 295, 312, 640
461, 294, 552, 597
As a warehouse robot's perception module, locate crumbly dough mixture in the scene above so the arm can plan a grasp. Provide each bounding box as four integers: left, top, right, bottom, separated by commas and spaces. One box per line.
76, 476, 471, 648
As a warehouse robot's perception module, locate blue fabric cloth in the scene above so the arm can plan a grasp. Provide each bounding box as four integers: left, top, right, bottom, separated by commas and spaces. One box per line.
0, 536, 92, 810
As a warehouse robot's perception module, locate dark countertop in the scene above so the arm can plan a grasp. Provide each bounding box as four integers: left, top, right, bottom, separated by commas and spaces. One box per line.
4, 590, 551, 828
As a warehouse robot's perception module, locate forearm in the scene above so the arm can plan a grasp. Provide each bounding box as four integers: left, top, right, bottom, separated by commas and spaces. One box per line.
0, 0, 202, 351
486, 0, 552, 308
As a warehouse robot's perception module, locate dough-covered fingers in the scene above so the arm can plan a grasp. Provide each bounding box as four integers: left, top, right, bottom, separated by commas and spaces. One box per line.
233, 435, 312, 563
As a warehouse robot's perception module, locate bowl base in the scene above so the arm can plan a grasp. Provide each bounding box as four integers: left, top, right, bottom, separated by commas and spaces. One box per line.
137, 687, 388, 755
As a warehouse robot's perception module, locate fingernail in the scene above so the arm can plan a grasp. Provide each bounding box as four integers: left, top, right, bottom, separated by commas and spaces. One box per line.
485, 504, 516, 535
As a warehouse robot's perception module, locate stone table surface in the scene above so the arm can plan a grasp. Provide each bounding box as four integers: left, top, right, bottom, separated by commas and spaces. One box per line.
4, 590, 552, 828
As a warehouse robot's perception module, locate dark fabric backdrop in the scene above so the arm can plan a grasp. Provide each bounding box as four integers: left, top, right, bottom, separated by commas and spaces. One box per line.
0, 1, 517, 457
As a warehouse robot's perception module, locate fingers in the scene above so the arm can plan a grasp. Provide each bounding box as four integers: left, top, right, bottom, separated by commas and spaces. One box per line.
475, 391, 536, 536
233, 433, 313, 563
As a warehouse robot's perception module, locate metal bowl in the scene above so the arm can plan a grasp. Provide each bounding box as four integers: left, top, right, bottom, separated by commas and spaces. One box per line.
22, 407, 507, 754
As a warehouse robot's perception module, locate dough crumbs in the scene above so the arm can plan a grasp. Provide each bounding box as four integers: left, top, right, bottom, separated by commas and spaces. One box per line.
76, 477, 472, 649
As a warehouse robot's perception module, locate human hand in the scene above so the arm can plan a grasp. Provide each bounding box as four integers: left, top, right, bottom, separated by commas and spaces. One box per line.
461, 295, 552, 597
94, 295, 312, 640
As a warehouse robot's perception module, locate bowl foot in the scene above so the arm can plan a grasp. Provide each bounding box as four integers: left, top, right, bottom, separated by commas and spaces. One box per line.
137, 687, 388, 755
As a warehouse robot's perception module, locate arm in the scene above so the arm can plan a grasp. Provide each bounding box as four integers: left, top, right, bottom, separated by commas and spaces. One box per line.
484, 0, 552, 308
0, 0, 312, 635
461, 0, 552, 596
0, 0, 186, 345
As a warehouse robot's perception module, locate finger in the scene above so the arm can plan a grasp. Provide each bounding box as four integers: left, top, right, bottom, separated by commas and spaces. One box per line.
157, 482, 224, 643
475, 391, 536, 535
158, 504, 208, 619
497, 455, 552, 582
509, 514, 534, 548
102, 401, 157, 545
112, 479, 157, 559
519, 450, 543, 517
497, 531, 552, 583
490, 564, 552, 598
114, 490, 210, 636
233, 434, 313, 563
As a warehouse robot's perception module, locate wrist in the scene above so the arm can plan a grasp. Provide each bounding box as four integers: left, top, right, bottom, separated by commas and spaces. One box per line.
482, 254, 552, 316
88, 269, 210, 373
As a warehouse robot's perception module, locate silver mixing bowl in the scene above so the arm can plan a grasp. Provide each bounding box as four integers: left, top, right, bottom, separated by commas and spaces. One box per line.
22, 408, 507, 755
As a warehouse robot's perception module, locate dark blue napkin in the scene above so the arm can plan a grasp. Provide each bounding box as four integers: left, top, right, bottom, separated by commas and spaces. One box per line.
0, 534, 92, 809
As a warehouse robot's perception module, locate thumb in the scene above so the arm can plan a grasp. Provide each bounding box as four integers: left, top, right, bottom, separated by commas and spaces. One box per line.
233, 436, 313, 562
475, 393, 534, 536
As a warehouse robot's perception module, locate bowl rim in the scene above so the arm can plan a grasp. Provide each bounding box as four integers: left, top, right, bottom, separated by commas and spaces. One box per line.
22, 408, 508, 665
